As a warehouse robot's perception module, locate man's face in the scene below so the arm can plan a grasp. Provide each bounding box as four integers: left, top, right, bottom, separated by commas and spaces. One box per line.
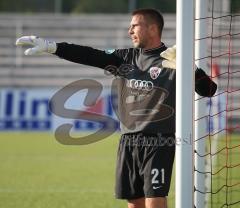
128, 14, 150, 49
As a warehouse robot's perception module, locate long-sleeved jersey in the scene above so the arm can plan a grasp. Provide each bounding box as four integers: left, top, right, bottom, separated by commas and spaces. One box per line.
55, 42, 217, 134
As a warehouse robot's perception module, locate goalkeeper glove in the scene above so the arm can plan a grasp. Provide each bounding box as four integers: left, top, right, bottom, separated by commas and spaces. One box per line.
160, 45, 176, 69
16, 35, 57, 55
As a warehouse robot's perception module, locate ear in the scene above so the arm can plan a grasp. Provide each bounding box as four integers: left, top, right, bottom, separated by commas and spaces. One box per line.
149, 24, 159, 36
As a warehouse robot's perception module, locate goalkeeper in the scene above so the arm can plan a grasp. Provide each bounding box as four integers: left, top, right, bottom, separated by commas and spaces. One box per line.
16, 8, 217, 208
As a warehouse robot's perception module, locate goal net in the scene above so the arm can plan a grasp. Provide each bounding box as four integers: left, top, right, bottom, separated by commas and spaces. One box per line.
194, 0, 240, 207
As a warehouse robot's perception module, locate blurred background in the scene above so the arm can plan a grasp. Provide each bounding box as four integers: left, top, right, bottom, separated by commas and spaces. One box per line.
0, 0, 240, 208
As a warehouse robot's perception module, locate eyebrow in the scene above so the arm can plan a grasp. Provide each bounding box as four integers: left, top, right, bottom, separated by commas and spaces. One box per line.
130, 23, 140, 26
129, 23, 144, 28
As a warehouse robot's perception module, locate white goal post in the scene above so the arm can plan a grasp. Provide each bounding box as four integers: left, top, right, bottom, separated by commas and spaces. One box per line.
175, 0, 195, 208
176, 0, 221, 207
194, 0, 208, 207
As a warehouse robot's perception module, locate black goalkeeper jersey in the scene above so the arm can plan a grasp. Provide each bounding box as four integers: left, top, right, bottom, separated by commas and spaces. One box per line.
55, 42, 217, 134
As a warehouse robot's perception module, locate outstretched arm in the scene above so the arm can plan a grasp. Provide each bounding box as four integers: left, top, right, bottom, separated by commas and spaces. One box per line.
16, 35, 123, 70
55, 42, 122, 69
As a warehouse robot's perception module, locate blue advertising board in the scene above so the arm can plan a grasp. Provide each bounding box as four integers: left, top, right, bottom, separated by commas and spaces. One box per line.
0, 88, 118, 132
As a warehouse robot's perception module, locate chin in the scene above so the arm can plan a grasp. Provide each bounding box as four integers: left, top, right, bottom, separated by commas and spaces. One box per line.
133, 43, 142, 48
133, 43, 139, 48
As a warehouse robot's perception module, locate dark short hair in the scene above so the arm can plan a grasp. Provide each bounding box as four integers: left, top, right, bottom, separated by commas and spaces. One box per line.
132, 8, 164, 35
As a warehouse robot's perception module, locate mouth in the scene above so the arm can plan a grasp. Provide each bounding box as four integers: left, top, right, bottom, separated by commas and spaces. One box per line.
131, 37, 138, 42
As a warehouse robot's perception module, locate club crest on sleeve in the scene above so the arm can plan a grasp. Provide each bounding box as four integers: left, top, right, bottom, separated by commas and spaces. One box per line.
149, 67, 162, 80
105, 49, 115, 54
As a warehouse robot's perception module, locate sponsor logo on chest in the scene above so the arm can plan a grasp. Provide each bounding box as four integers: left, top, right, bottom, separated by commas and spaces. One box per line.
127, 79, 154, 91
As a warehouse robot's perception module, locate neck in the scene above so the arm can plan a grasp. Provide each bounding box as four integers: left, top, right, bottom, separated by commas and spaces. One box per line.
143, 36, 162, 50
143, 41, 162, 51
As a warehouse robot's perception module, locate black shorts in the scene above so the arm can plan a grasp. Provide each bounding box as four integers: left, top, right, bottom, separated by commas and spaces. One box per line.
115, 132, 175, 199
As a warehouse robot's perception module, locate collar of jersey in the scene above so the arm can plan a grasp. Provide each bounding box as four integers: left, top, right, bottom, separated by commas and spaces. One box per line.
142, 43, 166, 54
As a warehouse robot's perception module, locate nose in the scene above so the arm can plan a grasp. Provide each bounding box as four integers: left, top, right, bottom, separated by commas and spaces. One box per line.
128, 26, 133, 35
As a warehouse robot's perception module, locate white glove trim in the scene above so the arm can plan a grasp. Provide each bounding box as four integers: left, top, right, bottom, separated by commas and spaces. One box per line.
160, 45, 176, 69
16, 35, 57, 55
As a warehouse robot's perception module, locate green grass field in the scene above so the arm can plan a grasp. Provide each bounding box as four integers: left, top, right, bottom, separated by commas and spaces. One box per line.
0, 133, 239, 208
0, 132, 175, 208
205, 134, 240, 207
